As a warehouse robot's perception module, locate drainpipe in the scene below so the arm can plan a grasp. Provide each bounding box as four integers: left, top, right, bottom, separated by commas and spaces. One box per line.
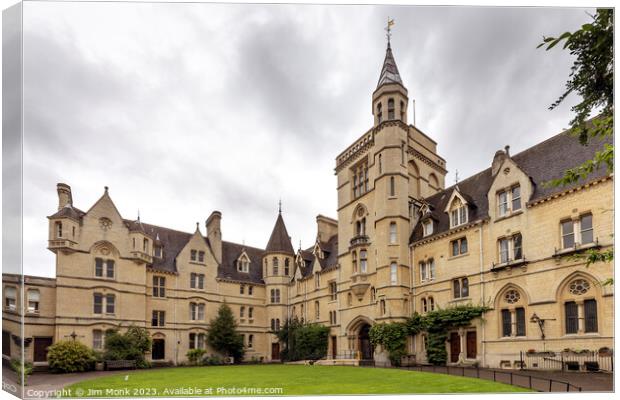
478, 223, 486, 367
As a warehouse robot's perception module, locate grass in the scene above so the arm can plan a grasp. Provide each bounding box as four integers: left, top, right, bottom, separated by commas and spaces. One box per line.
63, 364, 530, 396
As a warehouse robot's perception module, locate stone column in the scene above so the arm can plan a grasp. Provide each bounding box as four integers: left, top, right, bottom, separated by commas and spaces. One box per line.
458, 327, 466, 363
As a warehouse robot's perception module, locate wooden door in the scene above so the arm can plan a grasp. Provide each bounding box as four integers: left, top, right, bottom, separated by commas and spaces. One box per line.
34, 337, 53, 362
466, 331, 477, 359
271, 343, 280, 360
449, 332, 460, 363
152, 339, 165, 360
331, 336, 337, 358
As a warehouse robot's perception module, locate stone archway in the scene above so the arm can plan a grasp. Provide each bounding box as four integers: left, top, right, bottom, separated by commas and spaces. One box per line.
346, 316, 375, 360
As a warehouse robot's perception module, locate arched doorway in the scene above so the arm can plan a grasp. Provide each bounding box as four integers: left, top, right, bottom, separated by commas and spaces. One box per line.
358, 323, 373, 360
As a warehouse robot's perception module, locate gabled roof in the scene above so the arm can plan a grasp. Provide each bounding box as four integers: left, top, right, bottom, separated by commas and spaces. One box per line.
265, 213, 294, 254
377, 44, 404, 89
219, 242, 265, 284
296, 234, 338, 279
410, 128, 612, 244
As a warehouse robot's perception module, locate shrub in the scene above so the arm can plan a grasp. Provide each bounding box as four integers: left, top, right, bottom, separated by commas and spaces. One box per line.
103, 326, 151, 368
10, 359, 33, 384
203, 354, 224, 365
369, 323, 409, 366
277, 318, 329, 361
186, 349, 206, 366
207, 304, 245, 363
47, 340, 97, 373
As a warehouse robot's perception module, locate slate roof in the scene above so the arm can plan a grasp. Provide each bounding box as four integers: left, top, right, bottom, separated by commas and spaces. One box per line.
48, 205, 86, 220
265, 213, 295, 254
296, 234, 339, 279
124, 221, 269, 283
218, 241, 265, 284
376, 44, 404, 88
410, 129, 612, 244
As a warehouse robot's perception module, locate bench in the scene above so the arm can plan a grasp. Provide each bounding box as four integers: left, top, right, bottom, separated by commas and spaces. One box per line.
104, 360, 137, 370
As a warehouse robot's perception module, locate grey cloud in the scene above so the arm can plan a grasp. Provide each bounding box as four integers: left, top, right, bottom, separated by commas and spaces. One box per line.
17, 3, 594, 277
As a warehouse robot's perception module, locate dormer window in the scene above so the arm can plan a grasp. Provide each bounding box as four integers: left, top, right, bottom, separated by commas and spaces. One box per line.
237, 254, 250, 273
198, 251, 205, 263
422, 220, 433, 237
190, 250, 197, 261
498, 185, 521, 217
450, 206, 468, 228
154, 245, 162, 258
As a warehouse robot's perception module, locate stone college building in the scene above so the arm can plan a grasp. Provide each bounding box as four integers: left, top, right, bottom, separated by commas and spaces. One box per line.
2, 41, 613, 369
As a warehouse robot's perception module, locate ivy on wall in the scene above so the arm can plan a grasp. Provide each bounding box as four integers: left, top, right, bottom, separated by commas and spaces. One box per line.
369, 305, 489, 366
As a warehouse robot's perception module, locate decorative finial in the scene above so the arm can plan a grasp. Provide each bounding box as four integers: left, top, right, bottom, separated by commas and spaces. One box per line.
299, 240, 302, 250
455, 170, 459, 185
504, 145, 510, 157
385, 17, 395, 48
278, 199, 282, 215
104, 186, 109, 193
196, 222, 200, 231
137, 209, 140, 222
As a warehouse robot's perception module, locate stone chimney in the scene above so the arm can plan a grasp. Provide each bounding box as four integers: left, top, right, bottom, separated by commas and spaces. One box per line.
57, 183, 73, 210
316, 215, 338, 243
206, 211, 222, 264
491, 147, 510, 176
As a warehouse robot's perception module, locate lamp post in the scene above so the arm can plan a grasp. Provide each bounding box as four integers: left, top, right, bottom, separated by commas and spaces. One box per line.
530, 313, 555, 351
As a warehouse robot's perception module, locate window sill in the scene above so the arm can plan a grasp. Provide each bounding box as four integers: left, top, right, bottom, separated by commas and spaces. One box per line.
189, 261, 206, 266
449, 296, 471, 303
93, 276, 116, 281
491, 258, 527, 272
26, 311, 40, 317
495, 209, 524, 222
553, 241, 601, 258
448, 253, 469, 261
388, 196, 397, 200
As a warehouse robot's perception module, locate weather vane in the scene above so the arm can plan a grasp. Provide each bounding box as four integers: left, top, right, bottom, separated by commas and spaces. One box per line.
385, 17, 395, 46
455, 170, 460, 185
278, 199, 282, 214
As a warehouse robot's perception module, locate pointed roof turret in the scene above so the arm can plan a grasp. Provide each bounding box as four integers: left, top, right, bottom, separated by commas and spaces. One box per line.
265, 211, 294, 254
376, 44, 404, 89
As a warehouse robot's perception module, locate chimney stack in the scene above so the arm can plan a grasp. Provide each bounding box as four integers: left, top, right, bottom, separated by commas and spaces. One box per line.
57, 183, 73, 210
206, 211, 222, 264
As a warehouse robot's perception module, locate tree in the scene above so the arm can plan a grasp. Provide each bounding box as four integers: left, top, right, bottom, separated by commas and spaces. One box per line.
539, 9, 613, 282
207, 304, 245, 363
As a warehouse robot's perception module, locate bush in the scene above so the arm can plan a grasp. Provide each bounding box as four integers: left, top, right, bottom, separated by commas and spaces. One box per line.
186, 349, 206, 366
103, 326, 152, 368
10, 359, 33, 384
369, 323, 409, 366
277, 318, 329, 361
47, 340, 97, 373
203, 354, 224, 365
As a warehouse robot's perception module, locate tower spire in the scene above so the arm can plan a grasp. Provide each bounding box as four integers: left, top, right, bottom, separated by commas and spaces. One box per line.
376, 18, 403, 89
385, 17, 394, 48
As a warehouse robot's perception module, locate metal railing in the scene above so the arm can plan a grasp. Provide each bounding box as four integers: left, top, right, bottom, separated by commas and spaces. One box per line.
362, 363, 583, 392
521, 350, 613, 372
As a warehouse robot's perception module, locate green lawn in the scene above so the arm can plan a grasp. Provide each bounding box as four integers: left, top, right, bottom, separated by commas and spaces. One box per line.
63, 364, 529, 396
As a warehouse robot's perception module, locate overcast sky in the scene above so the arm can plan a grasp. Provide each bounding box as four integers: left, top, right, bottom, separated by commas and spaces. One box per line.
16, 2, 593, 277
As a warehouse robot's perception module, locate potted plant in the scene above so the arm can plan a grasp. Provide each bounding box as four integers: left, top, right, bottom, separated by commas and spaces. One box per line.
598, 347, 612, 356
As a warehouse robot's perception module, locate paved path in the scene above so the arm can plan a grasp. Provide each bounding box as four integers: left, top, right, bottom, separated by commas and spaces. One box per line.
2, 366, 125, 398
